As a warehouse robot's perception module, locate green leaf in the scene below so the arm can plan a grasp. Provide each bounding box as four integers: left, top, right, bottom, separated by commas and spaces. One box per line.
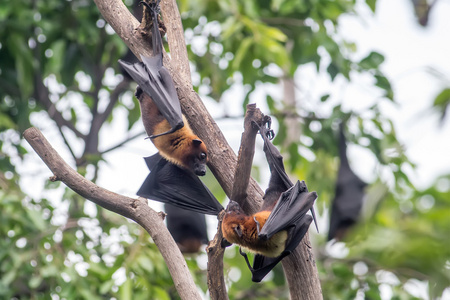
29, 276, 43, 289
232, 37, 253, 70
26, 209, 47, 231
221, 16, 243, 41
375, 74, 394, 100
433, 88, 450, 121
99, 279, 115, 294
327, 63, 339, 81
366, 0, 377, 13
120, 278, 133, 300
320, 94, 330, 102
8, 34, 34, 98
360, 51, 385, 70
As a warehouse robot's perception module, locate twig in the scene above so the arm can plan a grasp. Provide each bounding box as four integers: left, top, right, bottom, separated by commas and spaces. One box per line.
33, 72, 85, 139
100, 130, 146, 155
23, 127, 202, 300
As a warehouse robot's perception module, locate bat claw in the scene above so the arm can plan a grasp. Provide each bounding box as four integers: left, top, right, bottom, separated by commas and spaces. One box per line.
139, 0, 161, 13
262, 116, 275, 140
310, 207, 319, 233
239, 247, 255, 272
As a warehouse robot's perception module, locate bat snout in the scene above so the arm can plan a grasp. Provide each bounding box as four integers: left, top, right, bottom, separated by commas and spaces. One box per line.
194, 165, 206, 176
258, 233, 269, 241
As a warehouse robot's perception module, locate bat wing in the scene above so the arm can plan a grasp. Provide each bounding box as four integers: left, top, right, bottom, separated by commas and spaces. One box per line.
118, 1, 183, 138
259, 123, 292, 189
165, 203, 208, 253
250, 215, 313, 282
137, 153, 223, 215
258, 122, 319, 231
259, 180, 317, 241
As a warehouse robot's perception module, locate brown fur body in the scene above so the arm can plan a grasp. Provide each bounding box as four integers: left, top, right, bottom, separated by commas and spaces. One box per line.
222, 204, 288, 258
136, 87, 208, 175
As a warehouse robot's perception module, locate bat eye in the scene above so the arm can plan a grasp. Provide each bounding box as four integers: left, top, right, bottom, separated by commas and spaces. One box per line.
234, 225, 243, 237
200, 152, 206, 160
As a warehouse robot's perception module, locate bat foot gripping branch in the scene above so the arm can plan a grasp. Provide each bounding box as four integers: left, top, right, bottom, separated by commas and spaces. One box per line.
239, 247, 255, 273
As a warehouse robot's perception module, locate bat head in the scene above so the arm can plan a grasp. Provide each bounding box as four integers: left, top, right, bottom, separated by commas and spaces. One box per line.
222, 201, 248, 243
185, 139, 208, 176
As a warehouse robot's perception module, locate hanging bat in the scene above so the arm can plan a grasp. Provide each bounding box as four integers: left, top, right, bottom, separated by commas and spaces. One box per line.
222, 121, 318, 282
137, 153, 223, 216
118, 0, 208, 176
165, 203, 209, 253
328, 123, 366, 241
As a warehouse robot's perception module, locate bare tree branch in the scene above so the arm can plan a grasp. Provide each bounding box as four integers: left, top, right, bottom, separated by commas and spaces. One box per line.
23, 127, 202, 300
160, 0, 192, 84
232, 104, 265, 213
33, 72, 85, 139
100, 130, 146, 155
206, 211, 228, 300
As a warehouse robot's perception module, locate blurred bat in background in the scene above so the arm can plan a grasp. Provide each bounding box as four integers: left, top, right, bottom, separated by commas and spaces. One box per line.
328, 123, 366, 241
165, 203, 209, 253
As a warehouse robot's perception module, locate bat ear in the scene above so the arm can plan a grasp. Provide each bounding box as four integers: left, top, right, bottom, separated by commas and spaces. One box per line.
192, 139, 203, 147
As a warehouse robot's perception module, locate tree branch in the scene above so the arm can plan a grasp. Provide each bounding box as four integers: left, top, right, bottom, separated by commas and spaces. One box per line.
23, 127, 202, 300
33, 72, 85, 139
206, 210, 228, 300
160, 0, 192, 84
92, 0, 264, 206
232, 104, 265, 213
100, 130, 146, 155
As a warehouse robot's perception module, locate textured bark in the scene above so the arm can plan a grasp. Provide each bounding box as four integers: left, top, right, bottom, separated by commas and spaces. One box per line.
159, 0, 192, 84
231, 104, 265, 213
206, 211, 228, 300
282, 233, 322, 300
23, 127, 202, 300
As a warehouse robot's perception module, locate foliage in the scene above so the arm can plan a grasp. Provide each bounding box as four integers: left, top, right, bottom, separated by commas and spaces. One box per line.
0, 0, 449, 299
0, 0, 177, 298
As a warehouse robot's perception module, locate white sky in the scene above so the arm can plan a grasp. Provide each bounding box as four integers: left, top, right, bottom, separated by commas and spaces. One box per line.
339, 0, 450, 189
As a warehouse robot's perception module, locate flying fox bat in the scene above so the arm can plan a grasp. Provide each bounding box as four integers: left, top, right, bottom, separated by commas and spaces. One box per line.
328, 123, 366, 241
119, 0, 181, 138
165, 203, 209, 253
222, 121, 318, 282
137, 153, 223, 215
118, 0, 208, 176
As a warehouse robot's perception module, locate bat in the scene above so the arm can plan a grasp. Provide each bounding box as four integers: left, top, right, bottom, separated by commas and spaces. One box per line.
165, 203, 209, 253
328, 123, 366, 241
222, 120, 318, 282
118, 0, 208, 176
137, 153, 223, 215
